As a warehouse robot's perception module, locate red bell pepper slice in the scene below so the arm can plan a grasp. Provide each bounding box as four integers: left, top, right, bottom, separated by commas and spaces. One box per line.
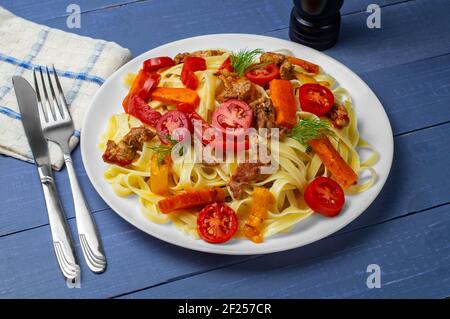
143, 57, 174, 73
219, 56, 233, 72
176, 102, 196, 113
188, 112, 216, 145
127, 95, 162, 128
137, 73, 160, 100
181, 57, 207, 90
122, 71, 160, 112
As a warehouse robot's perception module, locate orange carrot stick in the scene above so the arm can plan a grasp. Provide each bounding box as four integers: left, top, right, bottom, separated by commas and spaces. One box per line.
150, 87, 200, 107
269, 79, 297, 129
287, 56, 320, 74
158, 188, 225, 214
308, 138, 357, 190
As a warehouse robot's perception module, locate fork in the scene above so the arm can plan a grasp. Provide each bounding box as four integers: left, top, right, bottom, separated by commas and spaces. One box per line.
34, 66, 107, 273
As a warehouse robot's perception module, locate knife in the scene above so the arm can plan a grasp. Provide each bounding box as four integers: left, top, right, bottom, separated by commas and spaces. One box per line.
13, 76, 80, 282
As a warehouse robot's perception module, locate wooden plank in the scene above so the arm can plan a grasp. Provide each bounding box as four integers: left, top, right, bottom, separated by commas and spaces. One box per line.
0, 148, 107, 237
0, 123, 449, 297
3, 0, 416, 58
342, 0, 414, 15
0, 207, 252, 298
0, 0, 410, 24
123, 203, 450, 299
267, 0, 450, 74
0, 0, 133, 22
360, 53, 450, 135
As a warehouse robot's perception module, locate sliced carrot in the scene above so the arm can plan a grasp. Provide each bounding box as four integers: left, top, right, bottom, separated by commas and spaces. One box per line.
148, 155, 171, 195
287, 56, 320, 74
150, 87, 200, 107
158, 188, 225, 214
308, 138, 357, 190
269, 79, 297, 129
244, 187, 275, 243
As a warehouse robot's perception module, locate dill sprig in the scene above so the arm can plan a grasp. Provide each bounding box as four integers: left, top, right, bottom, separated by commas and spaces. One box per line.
230, 48, 266, 76
287, 118, 334, 150
149, 136, 178, 167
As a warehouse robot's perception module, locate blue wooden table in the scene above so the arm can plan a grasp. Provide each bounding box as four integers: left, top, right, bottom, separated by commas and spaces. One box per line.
0, 0, 449, 299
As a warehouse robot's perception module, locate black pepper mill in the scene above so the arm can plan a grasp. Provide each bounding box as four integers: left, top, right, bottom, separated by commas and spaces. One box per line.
289, 0, 344, 51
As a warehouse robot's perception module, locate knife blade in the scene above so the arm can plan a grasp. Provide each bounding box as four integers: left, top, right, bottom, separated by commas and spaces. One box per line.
13, 76, 80, 282
12, 76, 49, 166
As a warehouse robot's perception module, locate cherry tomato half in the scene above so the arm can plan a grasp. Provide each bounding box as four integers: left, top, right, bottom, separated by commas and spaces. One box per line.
304, 176, 345, 217
143, 57, 174, 73
197, 202, 238, 244
156, 110, 191, 144
245, 64, 280, 86
299, 83, 334, 117
212, 100, 253, 136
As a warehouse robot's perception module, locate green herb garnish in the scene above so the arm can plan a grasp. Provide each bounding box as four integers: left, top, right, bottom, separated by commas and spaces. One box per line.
149, 136, 178, 167
230, 48, 267, 76
287, 118, 334, 149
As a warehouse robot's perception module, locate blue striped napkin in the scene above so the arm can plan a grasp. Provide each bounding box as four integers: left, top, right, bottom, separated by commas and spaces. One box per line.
0, 7, 132, 169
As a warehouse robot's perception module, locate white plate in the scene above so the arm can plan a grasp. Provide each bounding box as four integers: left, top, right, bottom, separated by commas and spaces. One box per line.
81, 34, 393, 255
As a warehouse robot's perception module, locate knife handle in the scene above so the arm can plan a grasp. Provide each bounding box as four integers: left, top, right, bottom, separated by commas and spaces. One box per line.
38, 165, 80, 281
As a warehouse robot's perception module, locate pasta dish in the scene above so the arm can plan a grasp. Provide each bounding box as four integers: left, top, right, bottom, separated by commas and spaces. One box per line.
99, 48, 377, 244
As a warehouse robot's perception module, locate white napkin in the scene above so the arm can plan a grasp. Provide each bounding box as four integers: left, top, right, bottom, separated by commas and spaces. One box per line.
0, 7, 132, 170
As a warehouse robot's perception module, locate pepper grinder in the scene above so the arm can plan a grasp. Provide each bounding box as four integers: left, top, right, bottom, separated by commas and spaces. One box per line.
289, 0, 345, 51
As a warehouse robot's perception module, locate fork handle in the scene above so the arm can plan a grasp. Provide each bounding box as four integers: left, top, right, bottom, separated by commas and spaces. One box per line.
64, 153, 107, 273
38, 165, 80, 281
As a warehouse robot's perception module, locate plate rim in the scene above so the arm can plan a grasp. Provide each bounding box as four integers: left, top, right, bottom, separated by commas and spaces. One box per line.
80, 33, 394, 255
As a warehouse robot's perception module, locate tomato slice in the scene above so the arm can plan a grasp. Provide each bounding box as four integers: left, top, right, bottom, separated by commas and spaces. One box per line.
212, 100, 253, 136
181, 57, 207, 90
245, 64, 280, 86
197, 203, 238, 244
156, 110, 191, 144
299, 83, 334, 117
304, 176, 345, 217
143, 57, 174, 73
127, 95, 161, 128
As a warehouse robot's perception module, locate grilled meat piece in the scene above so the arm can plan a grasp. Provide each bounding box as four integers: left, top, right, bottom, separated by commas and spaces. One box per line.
174, 50, 225, 64
229, 162, 267, 199
279, 60, 294, 80
260, 52, 286, 66
249, 97, 277, 129
327, 103, 350, 129
102, 127, 155, 166
216, 69, 257, 103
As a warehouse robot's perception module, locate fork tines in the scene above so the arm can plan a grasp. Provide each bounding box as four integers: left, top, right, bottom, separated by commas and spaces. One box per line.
33, 65, 70, 123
